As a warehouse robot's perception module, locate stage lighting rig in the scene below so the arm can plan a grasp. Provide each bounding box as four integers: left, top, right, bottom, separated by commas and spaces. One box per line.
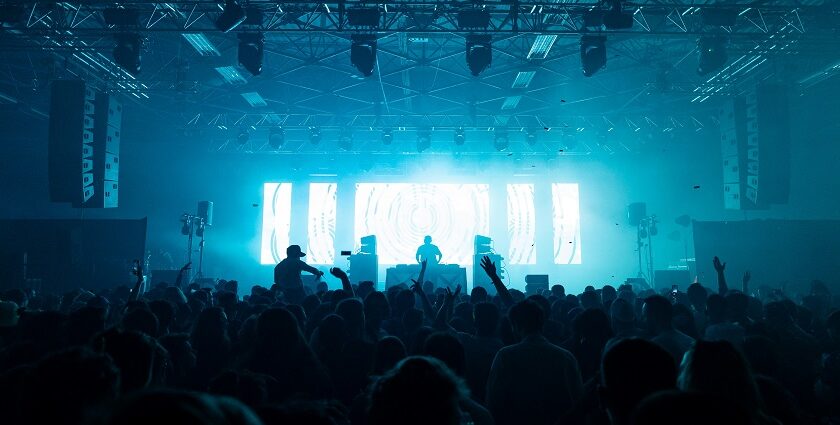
382, 129, 393, 145
236, 128, 250, 145
603, 0, 633, 29
454, 128, 466, 146
268, 127, 285, 149
580, 35, 607, 77
348, 7, 381, 28
466, 35, 492, 77
238, 32, 264, 76
216, 0, 246, 33
309, 127, 321, 145
457, 9, 491, 29
351, 34, 377, 77
113, 33, 142, 75
526, 128, 538, 146
494, 128, 509, 151
338, 129, 353, 151
416, 128, 432, 152
697, 36, 728, 75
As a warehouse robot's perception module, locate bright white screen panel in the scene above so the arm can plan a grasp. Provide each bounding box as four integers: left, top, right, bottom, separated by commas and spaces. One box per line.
552, 183, 582, 264
307, 183, 337, 264
354, 184, 490, 265
507, 184, 536, 264
260, 183, 293, 264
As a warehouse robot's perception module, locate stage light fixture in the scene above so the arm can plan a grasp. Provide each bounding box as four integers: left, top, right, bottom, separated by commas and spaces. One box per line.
697, 36, 728, 75
454, 128, 466, 146
603, 0, 633, 29
382, 129, 393, 145
526, 128, 538, 146
113, 33, 142, 75
351, 34, 377, 77
466, 34, 492, 77
238, 32, 264, 76
494, 128, 509, 151
237, 128, 249, 145
309, 127, 321, 145
268, 127, 284, 149
216, 0, 246, 33
338, 129, 353, 151
416, 128, 431, 152
580, 35, 607, 77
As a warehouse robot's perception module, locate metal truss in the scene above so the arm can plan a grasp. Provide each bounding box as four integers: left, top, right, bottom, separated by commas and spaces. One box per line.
2, 1, 836, 37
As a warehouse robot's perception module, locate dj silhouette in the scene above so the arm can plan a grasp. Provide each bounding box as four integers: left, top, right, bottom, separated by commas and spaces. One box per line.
416, 235, 442, 265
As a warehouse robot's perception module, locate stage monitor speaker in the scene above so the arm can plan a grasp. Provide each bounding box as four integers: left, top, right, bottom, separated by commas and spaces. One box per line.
627, 203, 647, 226
654, 270, 691, 291
349, 254, 378, 285
197, 201, 214, 226
525, 274, 549, 285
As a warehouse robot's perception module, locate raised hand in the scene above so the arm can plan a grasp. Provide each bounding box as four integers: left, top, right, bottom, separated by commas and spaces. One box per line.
480, 255, 498, 278
453, 284, 462, 299
410, 279, 422, 293
330, 267, 349, 281
742, 271, 751, 285
713, 256, 726, 273
180, 262, 192, 272
420, 259, 427, 272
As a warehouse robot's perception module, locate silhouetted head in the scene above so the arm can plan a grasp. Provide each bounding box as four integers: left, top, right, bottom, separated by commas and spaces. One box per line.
30, 347, 120, 425
374, 336, 407, 375
574, 308, 614, 342
678, 340, 761, 414
424, 332, 467, 376
610, 299, 636, 328
602, 285, 617, 304
368, 356, 466, 425
580, 290, 602, 310
96, 330, 161, 393
105, 389, 262, 425
686, 283, 707, 310
509, 299, 545, 337
470, 286, 488, 304
642, 295, 673, 332
122, 308, 160, 337
257, 307, 303, 349
631, 390, 751, 425
474, 302, 500, 337
314, 314, 347, 351
393, 289, 416, 315
191, 307, 230, 352
551, 284, 566, 298
364, 291, 391, 324
705, 294, 726, 323
423, 235, 432, 244
600, 338, 677, 425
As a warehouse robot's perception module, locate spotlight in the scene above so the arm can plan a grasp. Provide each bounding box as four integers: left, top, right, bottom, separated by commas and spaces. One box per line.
454, 128, 466, 146
237, 128, 249, 145
268, 127, 284, 149
466, 34, 492, 77
338, 129, 353, 151
238, 32, 264, 76
603, 0, 633, 29
697, 36, 728, 75
382, 129, 393, 145
351, 34, 377, 77
580, 35, 607, 77
526, 128, 538, 146
494, 128, 509, 151
216, 0, 246, 33
309, 127, 321, 145
416, 128, 431, 152
113, 33, 142, 75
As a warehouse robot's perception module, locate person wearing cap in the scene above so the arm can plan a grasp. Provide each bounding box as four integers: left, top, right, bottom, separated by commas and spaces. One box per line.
274, 245, 324, 304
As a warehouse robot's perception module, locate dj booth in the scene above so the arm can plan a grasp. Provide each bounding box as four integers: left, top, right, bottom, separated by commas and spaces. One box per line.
385, 264, 467, 290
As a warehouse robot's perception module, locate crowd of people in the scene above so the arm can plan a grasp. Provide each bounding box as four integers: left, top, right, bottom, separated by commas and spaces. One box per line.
0, 247, 838, 425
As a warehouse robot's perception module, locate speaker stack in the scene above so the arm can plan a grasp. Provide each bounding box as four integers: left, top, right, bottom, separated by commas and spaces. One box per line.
720, 84, 790, 210
48, 80, 122, 208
